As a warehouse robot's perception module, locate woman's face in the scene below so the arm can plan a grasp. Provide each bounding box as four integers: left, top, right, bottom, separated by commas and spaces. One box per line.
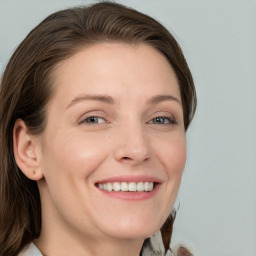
37, 43, 186, 242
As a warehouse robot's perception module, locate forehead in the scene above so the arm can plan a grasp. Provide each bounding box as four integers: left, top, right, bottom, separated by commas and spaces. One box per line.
50, 42, 181, 103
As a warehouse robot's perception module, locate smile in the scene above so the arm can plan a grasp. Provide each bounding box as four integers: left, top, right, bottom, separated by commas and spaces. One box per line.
97, 181, 154, 192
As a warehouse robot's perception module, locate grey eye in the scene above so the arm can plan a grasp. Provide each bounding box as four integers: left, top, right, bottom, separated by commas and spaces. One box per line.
152, 117, 166, 124
150, 117, 175, 125
84, 116, 104, 124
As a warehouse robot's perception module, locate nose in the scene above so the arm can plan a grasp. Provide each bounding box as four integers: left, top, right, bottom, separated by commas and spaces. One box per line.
113, 123, 151, 165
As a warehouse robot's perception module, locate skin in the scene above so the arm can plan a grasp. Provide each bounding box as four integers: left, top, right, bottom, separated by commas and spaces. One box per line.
14, 43, 186, 256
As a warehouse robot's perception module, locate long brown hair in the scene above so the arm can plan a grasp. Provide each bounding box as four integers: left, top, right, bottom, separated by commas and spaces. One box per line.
0, 2, 196, 255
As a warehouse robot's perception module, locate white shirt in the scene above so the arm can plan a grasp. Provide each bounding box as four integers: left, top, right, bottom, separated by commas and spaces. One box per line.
18, 243, 43, 256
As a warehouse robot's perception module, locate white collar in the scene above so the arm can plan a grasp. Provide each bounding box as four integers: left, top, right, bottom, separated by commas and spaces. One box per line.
18, 242, 43, 256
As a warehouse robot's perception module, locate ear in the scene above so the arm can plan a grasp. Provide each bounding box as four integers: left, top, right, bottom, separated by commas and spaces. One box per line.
13, 119, 43, 181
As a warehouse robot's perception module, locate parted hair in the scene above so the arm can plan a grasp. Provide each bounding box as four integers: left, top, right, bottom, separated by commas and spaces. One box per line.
0, 2, 196, 255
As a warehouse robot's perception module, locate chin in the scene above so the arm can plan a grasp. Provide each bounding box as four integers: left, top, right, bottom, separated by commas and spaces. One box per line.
100, 213, 165, 240
108, 227, 158, 241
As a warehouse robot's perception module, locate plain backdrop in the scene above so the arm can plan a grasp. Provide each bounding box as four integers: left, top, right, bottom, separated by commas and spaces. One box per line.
0, 0, 256, 255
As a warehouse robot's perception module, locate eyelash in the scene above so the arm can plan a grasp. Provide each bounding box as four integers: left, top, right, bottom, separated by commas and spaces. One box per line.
147, 116, 177, 125
80, 115, 177, 126
80, 116, 107, 125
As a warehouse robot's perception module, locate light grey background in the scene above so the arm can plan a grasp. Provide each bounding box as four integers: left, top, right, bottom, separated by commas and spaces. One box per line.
0, 0, 255, 255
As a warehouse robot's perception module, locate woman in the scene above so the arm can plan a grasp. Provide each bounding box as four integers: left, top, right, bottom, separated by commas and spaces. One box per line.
0, 2, 196, 256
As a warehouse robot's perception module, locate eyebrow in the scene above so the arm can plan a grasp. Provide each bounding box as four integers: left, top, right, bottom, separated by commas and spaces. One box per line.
146, 95, 181, 105
66, 94, 116, 109
66, 93, 181, 109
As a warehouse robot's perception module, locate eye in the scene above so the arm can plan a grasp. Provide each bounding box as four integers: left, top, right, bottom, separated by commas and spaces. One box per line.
148, 116, 177, 125
82, 116, 106, 124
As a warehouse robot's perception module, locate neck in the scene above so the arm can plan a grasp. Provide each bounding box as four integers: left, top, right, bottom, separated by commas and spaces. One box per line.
35, 233, 144, 256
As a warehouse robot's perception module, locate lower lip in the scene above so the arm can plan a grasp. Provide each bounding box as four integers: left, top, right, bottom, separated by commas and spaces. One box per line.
96, 184, 160, 201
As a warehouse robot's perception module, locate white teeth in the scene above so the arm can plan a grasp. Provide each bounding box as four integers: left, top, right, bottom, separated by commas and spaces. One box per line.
107, 183, 112, 191
128, 182, 137, 192
144, 182, 149, 191
113, 182, 120, 191
97, 181, 155, 192
120, 182, 129, 191
137, 182, 144, 192
148, 182, 154, 192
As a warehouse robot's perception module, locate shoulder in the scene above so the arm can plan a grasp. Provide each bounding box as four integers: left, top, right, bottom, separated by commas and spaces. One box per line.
141, 231, 193, 256
18, 242, 43, 256
142, 231, 174, 256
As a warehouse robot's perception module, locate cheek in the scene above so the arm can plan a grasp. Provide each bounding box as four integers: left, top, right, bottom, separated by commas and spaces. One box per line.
157, 134, 187, 177
156, 133, 186, 206
40, 131, 110, 180
161, 135, 186, 209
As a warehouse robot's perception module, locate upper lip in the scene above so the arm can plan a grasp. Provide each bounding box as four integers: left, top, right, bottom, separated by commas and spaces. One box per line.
95, 175, 163, 184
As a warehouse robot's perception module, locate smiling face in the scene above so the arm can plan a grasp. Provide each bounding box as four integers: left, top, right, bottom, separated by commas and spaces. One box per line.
35, 42, 186, 250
